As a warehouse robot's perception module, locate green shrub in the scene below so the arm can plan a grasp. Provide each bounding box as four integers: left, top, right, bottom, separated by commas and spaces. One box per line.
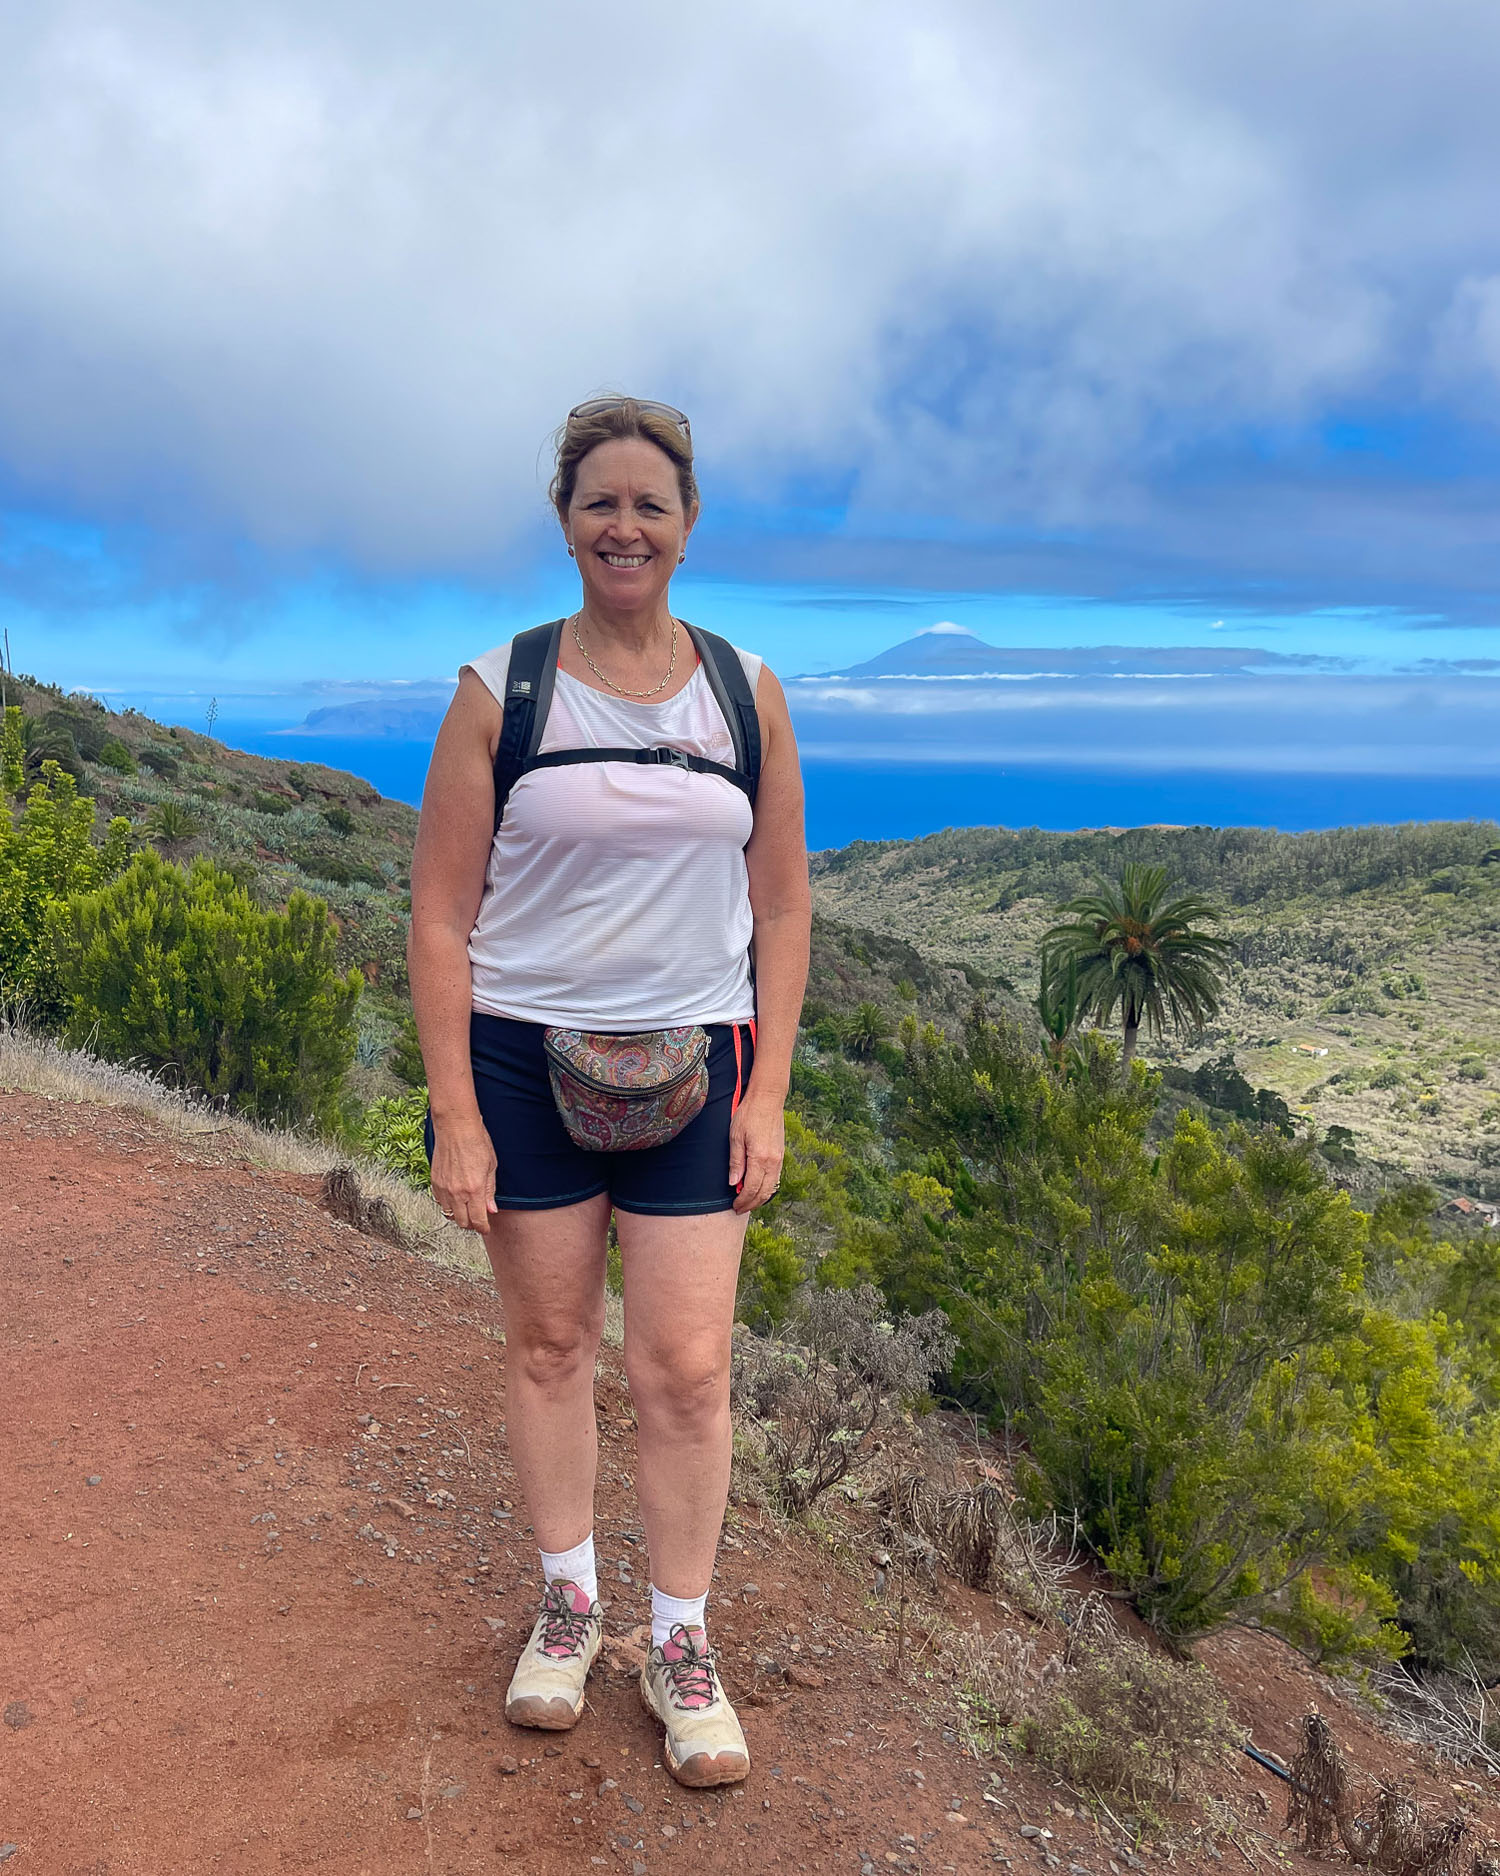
322, 804, 355, 836
1274, 1569, 1405, 1668
736, 1219, 806, 1330
361, 1087, 431, 1189
388, 1016, 427, 1088
0, 762, 131, 1013
251, 791, 291, 817
293, 850, 386, 890
137, 747, 180, 779
47, 850, 361, 1128
300, 854, 352, 885
95, 736, 137, 774
1457, 1058, 1489, 1083
874, 1010, 1500, 1655
1, 707, 23, 796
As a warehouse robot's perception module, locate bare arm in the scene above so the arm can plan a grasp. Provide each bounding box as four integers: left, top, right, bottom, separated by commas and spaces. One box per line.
730, 665, 811, 1212
406, 669, 504, 1230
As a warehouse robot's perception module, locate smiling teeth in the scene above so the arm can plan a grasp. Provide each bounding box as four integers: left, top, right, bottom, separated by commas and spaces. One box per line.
603, 553, 649, 567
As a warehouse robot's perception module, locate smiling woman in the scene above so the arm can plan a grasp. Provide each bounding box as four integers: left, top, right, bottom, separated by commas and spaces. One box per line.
406, 394, 811, 1792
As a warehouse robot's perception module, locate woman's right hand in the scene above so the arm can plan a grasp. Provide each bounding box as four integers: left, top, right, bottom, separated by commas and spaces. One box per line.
429, 1114, 500, 1233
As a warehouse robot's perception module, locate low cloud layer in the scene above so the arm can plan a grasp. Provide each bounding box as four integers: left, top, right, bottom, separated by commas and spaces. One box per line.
4, 3, 1500, 612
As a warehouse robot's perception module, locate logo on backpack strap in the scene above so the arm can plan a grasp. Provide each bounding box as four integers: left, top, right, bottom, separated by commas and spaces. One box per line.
510, 679, 533, 695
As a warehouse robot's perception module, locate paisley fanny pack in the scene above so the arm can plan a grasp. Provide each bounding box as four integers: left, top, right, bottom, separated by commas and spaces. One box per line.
542, 1026, 709, 1152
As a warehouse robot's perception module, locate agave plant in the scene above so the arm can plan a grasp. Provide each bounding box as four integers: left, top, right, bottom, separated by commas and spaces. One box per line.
1041, 861, 1236, 1073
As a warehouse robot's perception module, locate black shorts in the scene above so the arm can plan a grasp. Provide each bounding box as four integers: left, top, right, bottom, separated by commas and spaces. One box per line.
424, 1013, 757, 1215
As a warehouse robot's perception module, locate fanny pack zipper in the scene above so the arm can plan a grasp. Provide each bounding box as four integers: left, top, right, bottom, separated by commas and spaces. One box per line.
541, 1035, 708, 1098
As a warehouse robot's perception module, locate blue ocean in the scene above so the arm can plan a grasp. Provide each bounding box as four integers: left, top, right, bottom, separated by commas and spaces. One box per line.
216, 723, 1499, 849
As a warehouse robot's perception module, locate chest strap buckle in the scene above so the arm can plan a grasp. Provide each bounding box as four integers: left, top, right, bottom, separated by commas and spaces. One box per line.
638, 746, 692, 772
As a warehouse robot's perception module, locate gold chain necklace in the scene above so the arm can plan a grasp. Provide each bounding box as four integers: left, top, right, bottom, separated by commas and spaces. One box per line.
569, 611, 679, 699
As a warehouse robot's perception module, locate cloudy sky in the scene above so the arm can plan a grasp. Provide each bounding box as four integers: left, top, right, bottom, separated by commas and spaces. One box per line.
4, 0, 1500, 704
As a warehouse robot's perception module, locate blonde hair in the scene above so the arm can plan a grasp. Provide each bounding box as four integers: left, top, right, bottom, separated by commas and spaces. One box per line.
550, 397, 698, 519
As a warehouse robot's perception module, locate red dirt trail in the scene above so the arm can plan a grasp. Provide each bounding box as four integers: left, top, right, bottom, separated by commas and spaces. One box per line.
3, 1087, 1498, 1876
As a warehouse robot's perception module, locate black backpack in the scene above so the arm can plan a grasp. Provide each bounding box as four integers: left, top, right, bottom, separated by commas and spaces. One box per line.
491, 619, 762, 833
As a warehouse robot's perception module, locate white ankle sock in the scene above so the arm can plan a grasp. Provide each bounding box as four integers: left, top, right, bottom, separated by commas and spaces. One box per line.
539, 1534, 598, 1606
650, 1583, 708, 1649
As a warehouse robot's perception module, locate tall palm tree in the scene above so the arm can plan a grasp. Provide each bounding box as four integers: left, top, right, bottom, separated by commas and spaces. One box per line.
1041, 862, 1235, 1073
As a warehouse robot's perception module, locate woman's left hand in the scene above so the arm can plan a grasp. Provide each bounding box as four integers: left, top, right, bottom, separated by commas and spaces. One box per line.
728, 1089, 785, 1213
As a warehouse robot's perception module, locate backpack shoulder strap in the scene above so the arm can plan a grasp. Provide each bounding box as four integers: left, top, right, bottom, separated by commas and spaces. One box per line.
492, 620, 563, 831
684, 624, 761, 807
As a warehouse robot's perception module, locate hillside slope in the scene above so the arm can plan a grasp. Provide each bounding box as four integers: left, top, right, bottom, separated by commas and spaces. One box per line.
811, 823, 1500, 1193
13, 675, 1499, 1187
7, 1081, 1497, 1876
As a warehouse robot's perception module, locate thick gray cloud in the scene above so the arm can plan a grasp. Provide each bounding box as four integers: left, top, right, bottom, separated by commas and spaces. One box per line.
3, 1, 1500, 602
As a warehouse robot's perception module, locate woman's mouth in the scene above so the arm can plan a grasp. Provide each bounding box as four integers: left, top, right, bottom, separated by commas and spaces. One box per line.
600, 552, 650, 568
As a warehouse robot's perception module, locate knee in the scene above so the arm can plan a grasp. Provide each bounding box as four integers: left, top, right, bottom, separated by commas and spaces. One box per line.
628, 1343, 729, 1427
515, 1319, 602, 1395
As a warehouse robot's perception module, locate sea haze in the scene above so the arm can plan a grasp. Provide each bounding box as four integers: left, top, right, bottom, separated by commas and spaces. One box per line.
211, 625, 1499, 848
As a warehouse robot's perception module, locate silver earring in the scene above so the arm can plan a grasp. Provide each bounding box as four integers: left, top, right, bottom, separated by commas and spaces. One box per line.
678, 552, 686, 564
567, 544, 575, 558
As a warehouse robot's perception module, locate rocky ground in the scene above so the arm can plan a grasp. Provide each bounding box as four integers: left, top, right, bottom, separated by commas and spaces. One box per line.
5, 1086, 1499, 1875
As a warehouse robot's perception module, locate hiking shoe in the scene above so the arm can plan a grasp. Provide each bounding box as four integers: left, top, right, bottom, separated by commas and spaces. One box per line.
639, 1624, 750, 1788
504, 1580, 602, 1729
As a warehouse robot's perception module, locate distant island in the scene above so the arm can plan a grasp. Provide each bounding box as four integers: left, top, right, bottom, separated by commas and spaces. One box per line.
803, 623, 1340, 680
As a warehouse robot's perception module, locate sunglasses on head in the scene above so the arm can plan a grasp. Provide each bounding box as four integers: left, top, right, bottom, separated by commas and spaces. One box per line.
568, 396, 691, 440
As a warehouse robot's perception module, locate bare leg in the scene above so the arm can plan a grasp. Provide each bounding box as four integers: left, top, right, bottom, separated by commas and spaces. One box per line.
481, 1193, 612, 1552
615, 1206, 748, 1597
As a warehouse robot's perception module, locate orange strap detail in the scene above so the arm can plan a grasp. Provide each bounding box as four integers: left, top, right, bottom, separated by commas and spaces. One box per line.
731, 1023, 745, 1114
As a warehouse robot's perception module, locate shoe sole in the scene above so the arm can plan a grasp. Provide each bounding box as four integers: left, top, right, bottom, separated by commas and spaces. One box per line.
638, 1677, 750, 1788
505, 1692, 584, 1730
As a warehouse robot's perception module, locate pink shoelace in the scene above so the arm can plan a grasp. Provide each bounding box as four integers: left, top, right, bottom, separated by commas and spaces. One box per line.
538, 1580, 596, 1659
659, 1623, 718, 1710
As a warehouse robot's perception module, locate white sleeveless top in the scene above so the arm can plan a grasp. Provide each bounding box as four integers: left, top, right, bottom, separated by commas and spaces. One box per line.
461, 637, 762, 1028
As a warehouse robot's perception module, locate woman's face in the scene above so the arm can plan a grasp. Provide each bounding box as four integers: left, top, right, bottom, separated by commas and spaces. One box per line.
564, 436, 697, 615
